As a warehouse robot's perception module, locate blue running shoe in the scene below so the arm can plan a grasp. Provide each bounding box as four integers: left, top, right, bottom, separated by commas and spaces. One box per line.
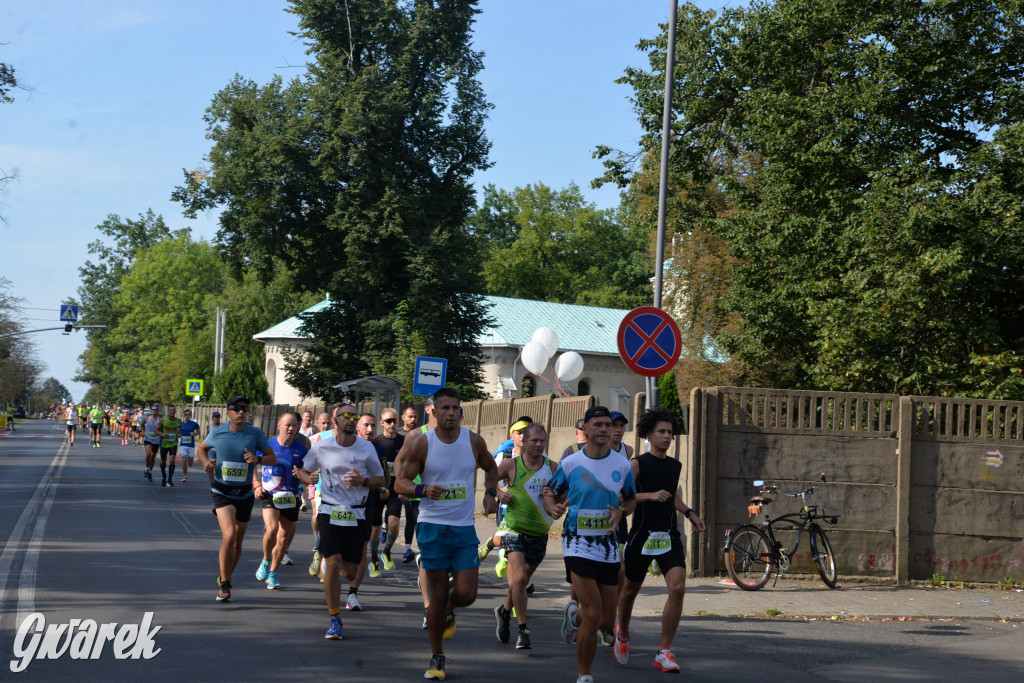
324, 615, 343, 640
266, 571, 280, 589
256, 559, 269, 582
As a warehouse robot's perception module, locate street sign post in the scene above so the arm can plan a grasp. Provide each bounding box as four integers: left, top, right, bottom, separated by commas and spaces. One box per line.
413, 356, 447, 397
60, 305, 79, 322
185, 379, 204, 397
617, 306, 682, 377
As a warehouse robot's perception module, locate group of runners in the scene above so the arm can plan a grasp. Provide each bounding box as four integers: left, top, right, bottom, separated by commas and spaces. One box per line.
190, 387, 704, 683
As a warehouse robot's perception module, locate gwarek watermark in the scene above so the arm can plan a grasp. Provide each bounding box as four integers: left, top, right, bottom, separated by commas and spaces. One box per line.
10, 612, 161, 673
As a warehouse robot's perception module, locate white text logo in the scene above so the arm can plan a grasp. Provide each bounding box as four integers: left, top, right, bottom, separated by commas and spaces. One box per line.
10, 612, 161, 673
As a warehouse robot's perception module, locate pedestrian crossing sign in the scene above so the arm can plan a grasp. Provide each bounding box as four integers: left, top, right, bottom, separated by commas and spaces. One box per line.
185, 379, 204, 396
60, 304, 78, 322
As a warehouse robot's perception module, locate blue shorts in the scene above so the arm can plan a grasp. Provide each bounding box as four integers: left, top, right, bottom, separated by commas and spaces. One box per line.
416, 522, 480, 573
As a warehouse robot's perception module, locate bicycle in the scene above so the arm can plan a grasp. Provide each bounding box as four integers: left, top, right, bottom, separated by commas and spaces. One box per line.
722, 475, 839, 590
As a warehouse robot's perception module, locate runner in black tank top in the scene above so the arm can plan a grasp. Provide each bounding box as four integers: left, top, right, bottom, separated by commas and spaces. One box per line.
614, 408, 706, 674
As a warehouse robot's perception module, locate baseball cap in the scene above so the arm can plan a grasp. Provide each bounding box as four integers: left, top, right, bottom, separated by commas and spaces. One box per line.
225, 395, 249, 406
509, 420, 530, 434
584, 406, 612, 423
610, 411, 628, 424
212, 411, 221, 417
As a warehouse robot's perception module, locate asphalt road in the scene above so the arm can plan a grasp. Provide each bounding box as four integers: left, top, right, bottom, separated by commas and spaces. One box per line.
1, 419, 1022, 681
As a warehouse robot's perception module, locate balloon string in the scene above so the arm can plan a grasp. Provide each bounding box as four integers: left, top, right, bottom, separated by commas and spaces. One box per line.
536, 363, 586, 414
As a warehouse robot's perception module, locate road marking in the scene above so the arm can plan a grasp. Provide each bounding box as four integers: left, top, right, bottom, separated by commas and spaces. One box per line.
0, 442, 69, 647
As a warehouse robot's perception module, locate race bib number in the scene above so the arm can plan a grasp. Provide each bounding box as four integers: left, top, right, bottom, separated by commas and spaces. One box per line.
181, 436, 194, 446
329, 505, 357, 526
436, 480, 468, 504
221, 461, 248, 483
388, 462, 395, 476
577, 508, 612, 536
272, 491, 296, 509
642, 531, 671, 556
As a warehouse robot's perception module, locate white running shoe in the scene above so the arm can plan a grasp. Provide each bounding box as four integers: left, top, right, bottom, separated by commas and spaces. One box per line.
345, 593, 362, 611
281, 553, 294, 565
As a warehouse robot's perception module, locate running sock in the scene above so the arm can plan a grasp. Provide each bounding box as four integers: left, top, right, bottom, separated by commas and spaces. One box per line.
348, 587, 358, 596
519, 623, 528, 633
168, 463, 176, 480
329, 607, 341, 617
370, 535, 381, 564
383, 530, 397, 556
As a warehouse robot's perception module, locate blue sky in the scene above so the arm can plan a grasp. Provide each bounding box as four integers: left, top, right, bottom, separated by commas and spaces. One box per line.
2, 0, 724, 402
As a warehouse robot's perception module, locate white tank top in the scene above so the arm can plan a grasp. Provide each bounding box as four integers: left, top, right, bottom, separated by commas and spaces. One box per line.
417, 427, 476, 527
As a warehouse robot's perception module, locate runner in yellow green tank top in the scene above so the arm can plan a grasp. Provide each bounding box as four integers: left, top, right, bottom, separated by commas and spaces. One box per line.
156, 405, 182, 487
88, 405, 105, 447
492, 423, 557, 651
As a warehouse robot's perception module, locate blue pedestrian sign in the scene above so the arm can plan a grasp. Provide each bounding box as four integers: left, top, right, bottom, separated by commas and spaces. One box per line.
185, 379, 204, 396
60, 305, 79, 322
413, 356, 447, 397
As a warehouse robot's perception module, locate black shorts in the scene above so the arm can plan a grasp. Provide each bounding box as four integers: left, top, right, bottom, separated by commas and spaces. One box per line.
145, 441, 161, 451
317, 513, 369, 564
260, 496, 301, 522
564, 556, 619, 587
66, 424, 76, 433
367, 491, 384, 527
90, 423, 102, 433
623, 530, 686, 583
500, 532, 548, 567
385, 494, 404, 520
212, 492, 255, 524
160, 445, 178, 457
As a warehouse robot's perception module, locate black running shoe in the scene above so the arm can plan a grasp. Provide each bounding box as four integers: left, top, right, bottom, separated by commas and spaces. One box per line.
494, 605, 511, 643
516, 629, 532, 650
217, 580, 231, 602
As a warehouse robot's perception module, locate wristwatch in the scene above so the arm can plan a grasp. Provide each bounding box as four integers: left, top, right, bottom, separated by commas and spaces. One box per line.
485, 487, 498, 497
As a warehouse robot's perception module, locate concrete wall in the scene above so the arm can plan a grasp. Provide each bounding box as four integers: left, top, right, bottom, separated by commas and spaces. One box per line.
691, 387, 1024, 583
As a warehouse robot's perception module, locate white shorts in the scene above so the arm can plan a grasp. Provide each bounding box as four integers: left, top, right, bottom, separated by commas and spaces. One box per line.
179, 446, 195, 459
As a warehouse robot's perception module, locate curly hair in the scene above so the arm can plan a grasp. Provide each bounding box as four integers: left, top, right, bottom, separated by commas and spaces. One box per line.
636, 407, 677, 440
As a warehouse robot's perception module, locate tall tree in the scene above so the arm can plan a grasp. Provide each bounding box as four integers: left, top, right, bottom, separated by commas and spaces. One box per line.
472, 183, 651, 309
1, 56, 21, 223
174, 0, 493, 398
75, 211, 172, 404
0, 277, 41, 405
602, 0, 1024, 398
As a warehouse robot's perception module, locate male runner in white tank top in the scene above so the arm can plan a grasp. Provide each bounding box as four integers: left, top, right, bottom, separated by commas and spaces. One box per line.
395, 387, 499, 681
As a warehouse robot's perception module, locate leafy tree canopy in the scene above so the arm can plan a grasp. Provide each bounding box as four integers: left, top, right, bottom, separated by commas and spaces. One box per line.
602, 0, 1024, 398
471, 182, 652, 309
174, 0, 493, 398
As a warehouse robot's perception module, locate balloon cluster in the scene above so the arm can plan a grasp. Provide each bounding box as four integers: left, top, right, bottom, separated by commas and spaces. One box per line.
521, 327, 585, 383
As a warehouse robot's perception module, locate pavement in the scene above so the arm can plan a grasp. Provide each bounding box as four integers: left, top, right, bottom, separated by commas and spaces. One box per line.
467, 515, 1024, 624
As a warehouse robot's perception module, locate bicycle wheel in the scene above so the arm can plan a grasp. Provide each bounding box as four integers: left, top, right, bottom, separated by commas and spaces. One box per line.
724, 525, 773, 591
810, 525, 838, 588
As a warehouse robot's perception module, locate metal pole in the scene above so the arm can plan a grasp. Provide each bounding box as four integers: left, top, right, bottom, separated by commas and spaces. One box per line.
219, 309, 228, 372
214, 306, 221, 373
648, 0, 678, 409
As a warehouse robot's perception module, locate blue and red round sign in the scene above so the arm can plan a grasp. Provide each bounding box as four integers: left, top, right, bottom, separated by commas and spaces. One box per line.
617, 307, 682, 377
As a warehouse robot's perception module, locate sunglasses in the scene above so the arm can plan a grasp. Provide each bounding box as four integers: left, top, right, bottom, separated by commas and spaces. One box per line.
335, 411, 359, 420
382, 418, 397, 424
227, 405, 250, 412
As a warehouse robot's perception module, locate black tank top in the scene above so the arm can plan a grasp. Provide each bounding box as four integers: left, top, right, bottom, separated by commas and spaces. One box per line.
630, 452, 682, 535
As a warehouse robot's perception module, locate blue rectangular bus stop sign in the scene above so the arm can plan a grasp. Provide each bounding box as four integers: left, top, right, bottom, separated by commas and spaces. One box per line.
413, 356, 447, 397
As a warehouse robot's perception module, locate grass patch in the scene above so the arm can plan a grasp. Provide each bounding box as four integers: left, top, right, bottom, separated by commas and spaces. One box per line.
764, 608, 783, 617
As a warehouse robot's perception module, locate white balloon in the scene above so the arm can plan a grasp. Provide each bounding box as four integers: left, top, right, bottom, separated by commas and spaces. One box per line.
521, 341, 550, 375
555, 351, 585, 382
531, 327, 560, 358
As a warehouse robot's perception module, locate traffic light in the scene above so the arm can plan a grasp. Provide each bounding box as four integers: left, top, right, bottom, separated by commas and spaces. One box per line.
64, 324, 73, 334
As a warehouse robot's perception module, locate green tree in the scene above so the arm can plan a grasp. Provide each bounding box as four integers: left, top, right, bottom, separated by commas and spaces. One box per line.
34, 377, 73, 407
174, 0, 493, 398
0, 278, 41, 405
603, 0, 1024, 398
75, 211, 173, 404
472, 183, 651, 308
101, 232, 227, 404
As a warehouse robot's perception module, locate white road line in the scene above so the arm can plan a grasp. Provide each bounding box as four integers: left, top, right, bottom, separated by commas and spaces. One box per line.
0, 442, 69, 638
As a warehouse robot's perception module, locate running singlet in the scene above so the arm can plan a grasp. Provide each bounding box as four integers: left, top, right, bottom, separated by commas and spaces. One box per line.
160, 417, 181, 448
262, 436, 308, 496
301, 435, 383, 518
629, 452, 682, 537
549, 448, 636, 563
204, 423, 272, 500
144, 418, 161, 444
89, 408, 104, 424
417, 427, 476, 527
179, 420, 200, 447
502, 455, 555, 536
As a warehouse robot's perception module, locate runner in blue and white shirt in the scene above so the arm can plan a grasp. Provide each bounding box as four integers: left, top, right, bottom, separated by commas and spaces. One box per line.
544, 405, 636, 683
178, 409, 201, 483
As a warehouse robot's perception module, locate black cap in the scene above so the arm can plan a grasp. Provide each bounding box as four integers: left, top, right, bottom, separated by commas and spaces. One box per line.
610, 411, 628, 424
584, 406, 612, 423
225, 396, 249, 406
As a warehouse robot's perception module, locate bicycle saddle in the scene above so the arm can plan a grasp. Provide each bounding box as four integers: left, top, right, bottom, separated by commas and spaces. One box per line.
749, 495, 773, 505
